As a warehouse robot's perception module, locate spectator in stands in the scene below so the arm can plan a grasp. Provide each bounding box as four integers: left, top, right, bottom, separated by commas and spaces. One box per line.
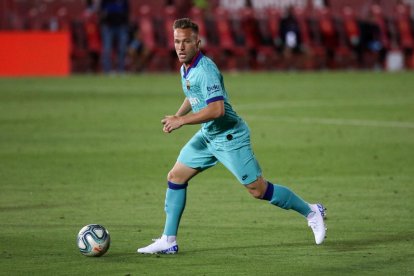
84, 0, 101, 73
318, 5, 338, 69
276, 6, 303, 69
99, 0, 130, 74
357, 0, 389, 68
359, 10, 386, 68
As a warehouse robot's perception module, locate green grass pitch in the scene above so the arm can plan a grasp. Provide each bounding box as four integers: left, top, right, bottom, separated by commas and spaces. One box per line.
0, 72, 413, 275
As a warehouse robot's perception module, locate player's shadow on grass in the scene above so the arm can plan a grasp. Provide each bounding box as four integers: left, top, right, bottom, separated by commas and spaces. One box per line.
184, 242, 312, 253
325, 232, 412, 252
182, 232, 413, 254
104, 252, 182, 262
100, 232, 413, 260
0, 203, 61, 211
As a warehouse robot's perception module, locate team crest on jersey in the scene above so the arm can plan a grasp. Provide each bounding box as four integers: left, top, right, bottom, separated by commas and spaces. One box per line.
186, 80, 190, 90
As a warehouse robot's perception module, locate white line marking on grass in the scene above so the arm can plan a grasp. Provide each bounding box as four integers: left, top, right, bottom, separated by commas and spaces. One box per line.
245, 115, 414, 129
236, 100, 411, 110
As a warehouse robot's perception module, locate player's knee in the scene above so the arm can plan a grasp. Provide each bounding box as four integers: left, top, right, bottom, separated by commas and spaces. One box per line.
245, 177, 267, 199
247, 188, 263, 199
167, 169, 176, 182
167, 169, 185, 184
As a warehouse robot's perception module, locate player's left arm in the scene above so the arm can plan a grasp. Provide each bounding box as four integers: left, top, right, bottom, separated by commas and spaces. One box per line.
162, 100, 224, 133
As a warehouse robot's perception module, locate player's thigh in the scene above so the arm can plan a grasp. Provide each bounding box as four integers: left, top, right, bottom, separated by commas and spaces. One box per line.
215, 144, 262, 185
175, 130, 218, 177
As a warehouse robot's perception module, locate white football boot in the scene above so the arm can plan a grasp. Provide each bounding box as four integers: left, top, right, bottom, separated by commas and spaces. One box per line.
137, 235, 178, 254
307, 203, 327, 245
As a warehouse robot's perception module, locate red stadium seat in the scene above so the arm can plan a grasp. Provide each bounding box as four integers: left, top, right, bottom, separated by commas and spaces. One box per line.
342, 6, 360, 48
137, 5, 172, 71
211, 7, 250, 70
164, 5, 177, 51
336, 6, 361, 68
294, 7, 327, 70
253, 8, 281, 70
189, 7, 226, 69
393, 3, 414, 68
316, 7, 340, 69
394, 4, 414, 50
239, 7, 280, 70
163, 6, 181, 70
239, 7, 260, 49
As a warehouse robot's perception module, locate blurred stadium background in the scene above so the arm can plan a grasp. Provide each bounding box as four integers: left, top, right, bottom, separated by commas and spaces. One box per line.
0, 0, 413, 76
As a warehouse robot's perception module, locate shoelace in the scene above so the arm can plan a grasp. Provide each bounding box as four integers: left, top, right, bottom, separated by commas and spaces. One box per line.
318, 205, 327, 218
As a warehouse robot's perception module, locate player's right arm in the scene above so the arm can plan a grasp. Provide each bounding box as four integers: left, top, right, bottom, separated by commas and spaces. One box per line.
161, 98, 192, 133
162, 100, 224, 133
175, 98, 192, 117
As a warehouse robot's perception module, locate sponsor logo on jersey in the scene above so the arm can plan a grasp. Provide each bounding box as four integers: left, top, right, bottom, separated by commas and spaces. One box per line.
207, 84, 221, 95
186, 80, 190, 90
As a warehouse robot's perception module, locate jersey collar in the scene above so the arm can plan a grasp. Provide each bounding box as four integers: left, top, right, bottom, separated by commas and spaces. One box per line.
182, 51, 203, 79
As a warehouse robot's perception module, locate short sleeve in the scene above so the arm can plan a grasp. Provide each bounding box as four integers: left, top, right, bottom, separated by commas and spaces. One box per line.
199, 69, 224, 104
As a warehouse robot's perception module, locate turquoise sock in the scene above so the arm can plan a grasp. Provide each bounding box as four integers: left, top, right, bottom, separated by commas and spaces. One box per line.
163, 181, 187, 236
263, 182, 312, 217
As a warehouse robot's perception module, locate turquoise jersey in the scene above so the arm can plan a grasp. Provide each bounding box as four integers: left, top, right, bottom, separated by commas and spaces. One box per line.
180, 52, 249, 149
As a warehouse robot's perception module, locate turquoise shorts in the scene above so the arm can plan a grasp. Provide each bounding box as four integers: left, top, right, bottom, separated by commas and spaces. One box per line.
177, 129, 262, 185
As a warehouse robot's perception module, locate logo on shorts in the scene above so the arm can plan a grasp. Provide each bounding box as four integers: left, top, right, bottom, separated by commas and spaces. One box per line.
242, 174, 248, 181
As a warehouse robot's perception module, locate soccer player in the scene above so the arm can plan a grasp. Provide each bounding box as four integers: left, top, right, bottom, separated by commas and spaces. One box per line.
137, 18, 327, 254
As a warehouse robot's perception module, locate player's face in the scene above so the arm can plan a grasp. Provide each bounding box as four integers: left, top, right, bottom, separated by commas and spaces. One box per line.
174, 28, 200, 66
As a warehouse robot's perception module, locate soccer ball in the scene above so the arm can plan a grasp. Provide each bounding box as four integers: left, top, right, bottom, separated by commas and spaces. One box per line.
77, 224, 110, 257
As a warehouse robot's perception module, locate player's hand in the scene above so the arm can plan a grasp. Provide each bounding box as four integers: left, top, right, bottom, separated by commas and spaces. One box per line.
161, 115, 183, 133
